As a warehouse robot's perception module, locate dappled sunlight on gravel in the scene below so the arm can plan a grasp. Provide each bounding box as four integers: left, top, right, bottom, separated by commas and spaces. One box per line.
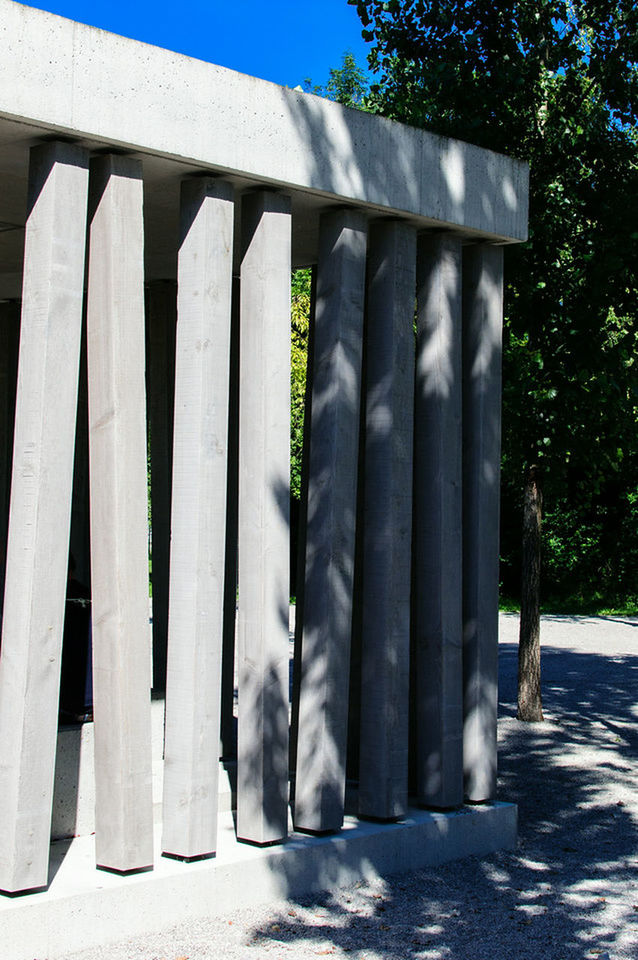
58, 614, 638, 960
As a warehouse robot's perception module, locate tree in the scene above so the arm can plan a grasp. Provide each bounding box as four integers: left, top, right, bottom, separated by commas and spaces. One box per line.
349, 0, 638, 715
304, 51, 370, 105
350, 0, 638, 607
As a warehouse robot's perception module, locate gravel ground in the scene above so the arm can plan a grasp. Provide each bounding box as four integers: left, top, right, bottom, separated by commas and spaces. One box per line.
59, 613, 638, 960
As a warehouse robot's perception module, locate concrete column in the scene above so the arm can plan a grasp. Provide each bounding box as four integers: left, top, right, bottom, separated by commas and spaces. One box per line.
462, 244, 504, 803
293, 209, 367, 835
162, 178, 234, 860
413, 233, 464, 810
0, 300, 20, 617
146, 281, 177, 694
358, 221, 416, 821
0, 142, 89, 892
86, 155, 153, 873
237, 191, 291, 845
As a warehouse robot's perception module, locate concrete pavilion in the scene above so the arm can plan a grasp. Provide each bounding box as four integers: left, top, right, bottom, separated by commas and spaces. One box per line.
0, 3, 528, 956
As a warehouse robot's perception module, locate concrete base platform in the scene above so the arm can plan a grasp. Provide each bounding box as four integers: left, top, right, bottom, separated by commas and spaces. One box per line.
1, 802, 516, 960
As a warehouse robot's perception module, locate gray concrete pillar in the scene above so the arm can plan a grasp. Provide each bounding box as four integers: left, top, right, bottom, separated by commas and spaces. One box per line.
162, 178, 234, 860
0, 142, 89, 892
293, 209, 367, 835
358, 221, 416, 821
462, 244, 504, 803
146, 281, 177, 694
413, 233, 464, 810
86, 155, 154, 873
0, 300, 20, 618
237, 191, 291, 845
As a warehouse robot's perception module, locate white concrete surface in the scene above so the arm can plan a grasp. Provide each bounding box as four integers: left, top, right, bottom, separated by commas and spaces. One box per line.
0, 802, 517, 960
86, 154, 153, 873
162, 178, 235, 860
0, 3, 528, 243
237, 191, 291, 845
0, 141, 89, 892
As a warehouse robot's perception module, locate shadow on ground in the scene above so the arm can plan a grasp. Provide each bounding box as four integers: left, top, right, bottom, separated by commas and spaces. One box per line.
244, 638, 638, 960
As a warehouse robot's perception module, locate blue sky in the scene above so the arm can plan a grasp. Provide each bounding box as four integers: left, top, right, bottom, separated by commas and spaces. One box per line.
24, 0, 372, 89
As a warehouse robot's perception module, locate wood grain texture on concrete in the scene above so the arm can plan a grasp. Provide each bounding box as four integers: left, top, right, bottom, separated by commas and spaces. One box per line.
237, 191, 291, 845
162, 178, 234, 860
0, 141, 89, 892
294, 209, 367, 835
0, 3, 529, 244
461, 244, 504, 803
413, 233, 464, 810
358, 220, 416, 821
87, 154, 154, 873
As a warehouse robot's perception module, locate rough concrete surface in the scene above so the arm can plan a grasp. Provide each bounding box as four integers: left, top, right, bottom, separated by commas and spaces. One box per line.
55, 612, 638, 960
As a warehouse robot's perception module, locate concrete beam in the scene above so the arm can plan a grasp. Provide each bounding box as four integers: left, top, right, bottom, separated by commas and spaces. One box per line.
0, 4, 528, 243
0, 141, 88, 892
236, 191, 291, 845
86, 154, 154, 873
358, 221, 416, 821
462, 244, 504, 803
162, 178, 234, 860
413, 233, 464, 810
293, 209, 367, 835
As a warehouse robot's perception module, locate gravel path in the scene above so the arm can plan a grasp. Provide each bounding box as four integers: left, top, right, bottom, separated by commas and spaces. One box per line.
60, 613, 638, 960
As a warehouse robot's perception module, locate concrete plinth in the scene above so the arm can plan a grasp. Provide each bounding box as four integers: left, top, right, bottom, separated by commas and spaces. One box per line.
462, 244, 504, 803
358, 221, 416, 821
413, 233, 464, 809
86, 155, 154, 872
293, 209, 367, 835
0, 801, 517, 960
237, 191, 291, 845
0, 142, 89, 893
162, 178, 235, 860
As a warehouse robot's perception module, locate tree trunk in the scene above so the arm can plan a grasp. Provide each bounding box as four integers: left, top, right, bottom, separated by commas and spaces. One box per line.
517, 464, 543, 721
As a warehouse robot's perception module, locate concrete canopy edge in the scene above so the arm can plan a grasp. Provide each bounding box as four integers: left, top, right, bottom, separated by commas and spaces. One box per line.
1, 2, 529, 243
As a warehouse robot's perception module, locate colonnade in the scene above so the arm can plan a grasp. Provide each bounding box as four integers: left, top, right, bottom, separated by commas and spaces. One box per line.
0, 140, 503, 894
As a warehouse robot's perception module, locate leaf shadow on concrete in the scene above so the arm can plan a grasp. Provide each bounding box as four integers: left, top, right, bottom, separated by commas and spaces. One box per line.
244, 636, 638, 960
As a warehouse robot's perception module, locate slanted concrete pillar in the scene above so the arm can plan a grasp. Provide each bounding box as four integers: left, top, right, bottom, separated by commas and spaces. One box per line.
293, 209, 367, 835
237, 191, 291, 845
0, 300, 20, 616
162, 178, 234, 860
146, 280, 177, 694
0, 142, 89, 892
413, 233, 464, 810
358, 221, 416, 821
87, 155, 153, 873
462, 244, 504, 803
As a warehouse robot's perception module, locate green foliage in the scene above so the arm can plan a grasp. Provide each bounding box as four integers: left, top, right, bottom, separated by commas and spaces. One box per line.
351, 0, 638, 609
291, 269, 312, 501
304, 51, 370, 106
